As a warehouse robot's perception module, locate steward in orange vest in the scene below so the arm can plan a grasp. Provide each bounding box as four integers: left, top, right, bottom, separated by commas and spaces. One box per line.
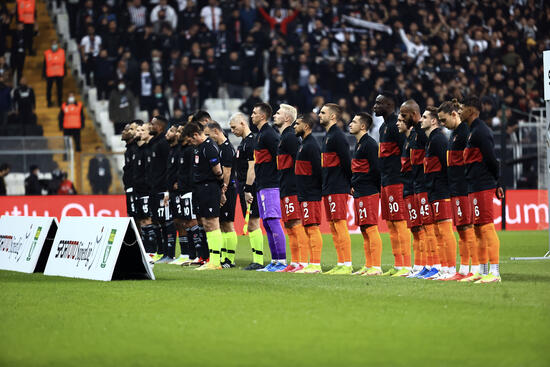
43, 41, 66, 107
58, 94, 85, 151
17, 0, 37, 56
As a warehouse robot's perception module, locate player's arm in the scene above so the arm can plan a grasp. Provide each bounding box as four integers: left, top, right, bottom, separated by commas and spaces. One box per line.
220, 148, 233, 193
310, 144, 322, 183
476, 128, 503, 198
335, 133, 352, 179
391, 123, 406, 153
368, 141, 382, 188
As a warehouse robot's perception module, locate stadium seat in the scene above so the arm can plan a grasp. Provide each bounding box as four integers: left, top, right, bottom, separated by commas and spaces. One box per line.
224, 98, 244, 112
209, 110, 231, 129
204, 98, 224, 111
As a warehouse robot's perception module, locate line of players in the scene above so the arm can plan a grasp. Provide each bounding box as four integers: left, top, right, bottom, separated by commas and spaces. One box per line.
121, 93, 503, 282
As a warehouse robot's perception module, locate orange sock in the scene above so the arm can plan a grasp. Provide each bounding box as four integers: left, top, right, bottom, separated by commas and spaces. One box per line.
424, 224, 438, 266
412, 229, 422, 266
395, 220, 411, 267
334, 220, 352, 263
465, 226, 479, 265
475, 226, 488, 265
294, 224, 309, 264
329, 222, 342, 263
418, 228, 427, 266
361, 228, 372, 267
306, 225, 323, 264
387, 221, 403, 267
286, 226, 299, 264
433, 222, 447, 267
480, 223, 500, 264
436, 220, 456, 268
366, 225, 382, 267
457, 229, 470, 266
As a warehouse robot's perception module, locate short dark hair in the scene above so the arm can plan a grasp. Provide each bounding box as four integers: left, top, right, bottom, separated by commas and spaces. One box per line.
355, 112, 373, 130
30, 165, 38, 172
152, 115, 168, 127
206, 121, 223, 132
438, 99, 461, 114
380, 90, 396, 106
425, 106, 439, 121
297, 114, 316, 130
182, 122, 203, 138
323, 103, 343, 120
462, 95, 481, 111
132, 119, 144, 125
253, 102, 272, 120
0, 163, 10, 171
192, 110, 211, 123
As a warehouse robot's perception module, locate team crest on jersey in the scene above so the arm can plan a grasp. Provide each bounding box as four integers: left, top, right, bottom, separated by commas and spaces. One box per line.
138, 159, 141, 165
421, 197, 426, 205
285, 197, 289, 203
195, 155, 199, 164
456, 199, 460, 206
132, 154, 135, 159
407, 203, 412, 209
152, 152, 156, 157
473, 198, 478, 205
147, 157, 151, 162
389, 195, 394, 202
236, 150, 240, 158
328, 195, 332, 201
303, 202, 308, 208
359, 201, 363, 208
171, 157, 174, 164
261, 194, 265, 201
357, 144, 361, 150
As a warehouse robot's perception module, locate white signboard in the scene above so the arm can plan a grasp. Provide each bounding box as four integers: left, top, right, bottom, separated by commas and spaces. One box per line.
0, 216, 58, 273
544, 50, 550, 101
44, 217, 154, 281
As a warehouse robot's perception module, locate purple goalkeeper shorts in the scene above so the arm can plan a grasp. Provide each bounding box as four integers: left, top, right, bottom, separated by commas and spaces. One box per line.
257, 188, 282, 220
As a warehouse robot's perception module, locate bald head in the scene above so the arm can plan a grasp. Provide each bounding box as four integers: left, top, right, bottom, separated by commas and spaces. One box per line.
399, 99, 421, 126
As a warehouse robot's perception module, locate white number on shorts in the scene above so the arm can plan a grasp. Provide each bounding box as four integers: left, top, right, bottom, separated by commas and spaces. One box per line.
303, 208, 309, 219
457, 205, 463, 217
389, 202, 399, 214
474, 205, 480, 217
157, 207, 164, 218
423, 204, 430, 216
285, 202, 295, 214
330, 202, 336, 213
409, 209, 417, 220
359, 207, 367, 219
434, 202, 439, 213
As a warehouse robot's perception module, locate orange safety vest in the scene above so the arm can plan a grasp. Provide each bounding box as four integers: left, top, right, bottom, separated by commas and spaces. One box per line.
44, 48, 65, 77
17, 0, 35, 24
62, 102, 83, 129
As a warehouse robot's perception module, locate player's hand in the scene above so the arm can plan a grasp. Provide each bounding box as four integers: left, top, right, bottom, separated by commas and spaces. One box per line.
163, 194, 169, 207
173, 183, 178, 190
220, 193, 226, 207
245, 192, 253, 204
350, 188, 355, 196
496, 186, 504, 200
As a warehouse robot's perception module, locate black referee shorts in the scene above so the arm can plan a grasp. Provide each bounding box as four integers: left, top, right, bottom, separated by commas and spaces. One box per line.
220, 185, 237, 222
236, 181, 260, 219
194, 182, 221, 219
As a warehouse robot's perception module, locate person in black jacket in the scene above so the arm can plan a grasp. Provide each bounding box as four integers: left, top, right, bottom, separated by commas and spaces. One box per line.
121, 121, 140, 217
25, 165, 42, 195
87, 146, 112, 194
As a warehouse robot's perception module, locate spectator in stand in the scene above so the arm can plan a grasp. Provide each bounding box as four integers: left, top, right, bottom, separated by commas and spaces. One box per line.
88, 146, 112, 195
151, 84, 169, 118
225, 51, 244, 98
150, 0, 177, 31
10, 22, 26, 81
169, 107, 186, 126
95, 49, 115, 100
239, 86, 263, 116
138, 60, 155, 112
301, 74, 323, 112
65, 0, 79, 37
109, 80, 137, 134
58, 92, 85, 152
80, 25, 102, 86
127, 0, 147, 31
173, 84, 194, 117
25, 165, 42, 195
0, 163, 10, 196
12, 76, 36, 125
16, 0, 37, 55
57, 172, 77, 195
0, 75, 11, 125
172, 55, 197, 97
258, 0, 300, 36
43, 40, 65, 107
200, 0, 222, 32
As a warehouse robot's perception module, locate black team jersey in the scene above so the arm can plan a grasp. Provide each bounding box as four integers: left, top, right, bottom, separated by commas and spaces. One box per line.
410, 124, 428, 194
351, 133, 380, 198
464, 118, 499, 193
148, 134, 170, 193
401, 131, 415, 198
295, 133, 322, 202
447, 121, 469, 197
193, 137, 220, 184
321, 124, 352, 195
234, 132, 255, 185
177, 144, 194, 193
378, 114, 405, 187
424, 128, 450, 202
123, 141, 138, 190
254, 123, 279, 190
133, 143, 151, 196
219, 139, 236, 188
277, 126, 300, 198
166, 144, 181, 192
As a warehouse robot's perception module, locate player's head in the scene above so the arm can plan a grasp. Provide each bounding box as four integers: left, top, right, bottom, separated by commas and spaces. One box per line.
165, 124, 178, 143
373, 91, 396, 118
205, 121, 225, 144
121, 123, 133, 142
273, 104, 297, 128
294, 114, 315, 138
229, 112, 249, 138
397, 113, 412, 133
349, 112, 373, 136
319, 103, 342, 127
192, 110, 212, 126
251, 102, 272, 126
420, 106, 439, 131
399, 99, 421, 126
182, 122, 205, 145
150, 115, 168, 135
461, 95, 481, 123
438, 99, 462, 130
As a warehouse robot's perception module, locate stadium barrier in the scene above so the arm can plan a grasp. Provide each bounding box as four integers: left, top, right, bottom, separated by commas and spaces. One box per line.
43, 217, 154, 281
0, 216, 58, 273
1, 190, 547, 232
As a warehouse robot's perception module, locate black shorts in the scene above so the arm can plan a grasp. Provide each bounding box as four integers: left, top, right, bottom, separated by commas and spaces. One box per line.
171, 191, 197, 220
135, 194, 151, 219
236, 182, 260, 219
220, 185, 237, 222
126, 192, 136, 217
149, 192, 169, 222
194, 182, 221, 219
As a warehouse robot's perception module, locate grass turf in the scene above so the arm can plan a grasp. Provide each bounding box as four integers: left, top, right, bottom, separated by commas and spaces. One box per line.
1, 230, 549, 367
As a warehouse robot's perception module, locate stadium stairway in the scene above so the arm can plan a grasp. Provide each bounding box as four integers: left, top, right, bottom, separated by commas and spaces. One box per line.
20, 0, 119, 194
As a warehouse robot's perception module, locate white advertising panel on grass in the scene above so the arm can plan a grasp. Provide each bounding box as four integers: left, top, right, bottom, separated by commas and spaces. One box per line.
44, 217, 155, 281
0, 216, 58, 273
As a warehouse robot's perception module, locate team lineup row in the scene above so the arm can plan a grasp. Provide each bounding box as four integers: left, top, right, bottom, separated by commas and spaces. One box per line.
121, 92, 503, 283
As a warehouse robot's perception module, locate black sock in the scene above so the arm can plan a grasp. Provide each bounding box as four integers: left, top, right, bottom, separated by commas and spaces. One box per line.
180, 230, 189, 257
198, 225, 209, 260
164, 221, 177, 258
140, 224, 157, 253
190, 225, 202, 258
153, 224, 164, 255
185, 228, 196, 259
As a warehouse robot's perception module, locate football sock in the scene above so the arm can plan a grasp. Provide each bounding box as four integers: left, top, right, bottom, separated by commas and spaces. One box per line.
305, 225, 323, 264
433, 222, 448, 269
365, 225, 382, 267
480, 223, 500, 265
395, 220, 410, 268
465, 226, 479, 266
140, 224, 157, 253
186, 227, 197, 259
189, 225, 202, 259
387, 221, 403, 267
417, 228, 427, 266
437, 221, 456, 269
329, 222, 343, 264
223, 231, 238, 263
474, 225, 489, 265
248, 228, 264, 264
459, 264, 469, 275
198, 225, 209, 259
153, 224, 164, 255
458, 229, 470, 268
163, 220, 177, 258
334, 220, 352, 263
490, 263, 500, 276
265, 218, 286, 261
360, 228, 372, 267
424, 223, 438, 266
412, 229, 422, 267
470, 264, 480, 274
294, 224, 310, 264
180, 229, 189, 257
264, 223, 277, 260
206, 229, 223, 266
286, 226, 300, 264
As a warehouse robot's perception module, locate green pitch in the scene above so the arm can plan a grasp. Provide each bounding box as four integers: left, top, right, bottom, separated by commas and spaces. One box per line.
1, 231, 549, 367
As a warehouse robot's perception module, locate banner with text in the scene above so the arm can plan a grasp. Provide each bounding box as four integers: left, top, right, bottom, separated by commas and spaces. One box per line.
0, 216, 58, 273
44, 217, 154, 281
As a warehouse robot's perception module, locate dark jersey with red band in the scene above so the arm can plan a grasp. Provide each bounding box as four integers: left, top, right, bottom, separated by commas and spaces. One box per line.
254, 123, 280, 190
424, 128, 450, 202
411, 124, 428, 194
401, 131, 415, 198
321, 124, 352, 195
295, 133, 322, 202
351, 133, 380, 198
277, 125, 300, 198
464, 118, 499, 193
378, 114, 405, 187
447, 121, 469, 197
